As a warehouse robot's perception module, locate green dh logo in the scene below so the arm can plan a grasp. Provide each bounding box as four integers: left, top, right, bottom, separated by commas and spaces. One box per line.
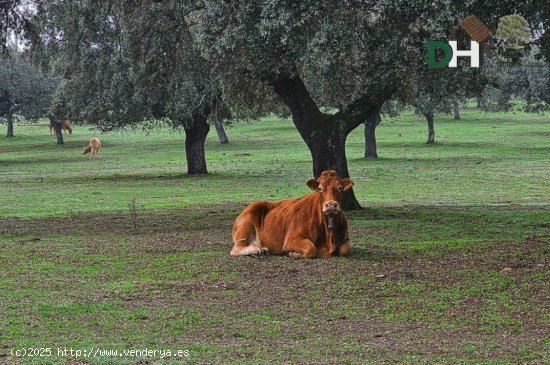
427, 15, 489, 69
427, 40, 480, 69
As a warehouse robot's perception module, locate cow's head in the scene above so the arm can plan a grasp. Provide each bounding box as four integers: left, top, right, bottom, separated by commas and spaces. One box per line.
82, 145, 91, 155
307, 170, 354, 228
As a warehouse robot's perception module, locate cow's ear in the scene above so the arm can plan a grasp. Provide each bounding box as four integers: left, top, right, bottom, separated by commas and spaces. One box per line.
306, 179, 319, 191
342, 178, 354, 191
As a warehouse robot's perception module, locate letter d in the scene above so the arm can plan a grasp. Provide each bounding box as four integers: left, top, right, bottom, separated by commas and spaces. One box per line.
427, 41, 453, 69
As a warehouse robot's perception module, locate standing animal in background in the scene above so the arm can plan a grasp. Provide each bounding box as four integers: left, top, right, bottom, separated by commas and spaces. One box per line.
231, 170, 354, 258
83, 137, 101, 157
49, 120, 72, 135
62, 120, 72, 134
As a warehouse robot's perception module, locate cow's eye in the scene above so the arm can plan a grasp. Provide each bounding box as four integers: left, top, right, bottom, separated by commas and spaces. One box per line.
316, 187, 323, 192
338, 186, 343, 191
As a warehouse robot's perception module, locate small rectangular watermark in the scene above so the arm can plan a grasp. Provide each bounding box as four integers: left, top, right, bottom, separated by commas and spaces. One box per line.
493, 60, 547, 68
8, 347, 190, 360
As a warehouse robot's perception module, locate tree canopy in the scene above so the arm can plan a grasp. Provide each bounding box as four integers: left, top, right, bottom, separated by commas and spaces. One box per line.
33, 0, 222, 173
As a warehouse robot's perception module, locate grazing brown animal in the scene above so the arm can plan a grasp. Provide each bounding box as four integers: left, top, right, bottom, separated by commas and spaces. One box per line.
231, 170, 354, 258
49, 120, 72, 135
82, 137, 101, 157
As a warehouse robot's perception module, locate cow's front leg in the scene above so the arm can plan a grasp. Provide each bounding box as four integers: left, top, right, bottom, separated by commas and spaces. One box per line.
283, 238, 317, 259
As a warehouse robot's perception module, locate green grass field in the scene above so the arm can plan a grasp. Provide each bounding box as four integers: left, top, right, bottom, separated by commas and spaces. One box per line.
0, 108, 549, 364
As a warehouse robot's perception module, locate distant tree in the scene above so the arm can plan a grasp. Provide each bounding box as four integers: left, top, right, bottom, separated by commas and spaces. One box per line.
362, 99, 404, 158
363, 112, 381, 158
411, 88, 441, 144
209, 98, 232, 144
478, 69, 520, 113
214, 120, 229, 144
452, 99, 461, 120
410, 55, 485, 144
479, 54, 550, 113
523, 62, 550, 111
0, 89, 15, 137
0, 52, 57, 137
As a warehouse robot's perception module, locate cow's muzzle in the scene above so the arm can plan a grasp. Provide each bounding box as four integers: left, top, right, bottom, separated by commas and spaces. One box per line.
323, 201, 340, 229
323, 200, 340, 215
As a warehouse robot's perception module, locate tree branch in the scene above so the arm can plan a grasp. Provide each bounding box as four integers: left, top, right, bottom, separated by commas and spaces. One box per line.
270, 72, 326, 128
336, 86, 396, 134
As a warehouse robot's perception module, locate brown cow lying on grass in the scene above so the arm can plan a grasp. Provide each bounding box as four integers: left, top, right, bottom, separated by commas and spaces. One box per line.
49, 120, 72, 135
231, 170, 354, 258
82, 137, 101, 157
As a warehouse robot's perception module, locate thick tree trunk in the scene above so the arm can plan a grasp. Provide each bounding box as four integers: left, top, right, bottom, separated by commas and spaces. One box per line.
271, 74, 362, 210
306, 127, 361, 210
214, 119, 229, 144
6, 113, 14, 137
425, 112, 435, 144
452, 101, 460, 120
184, 116, 210, 174
363, 112, 380, 158
48, 115, 64, 144
54, 123, 64, 144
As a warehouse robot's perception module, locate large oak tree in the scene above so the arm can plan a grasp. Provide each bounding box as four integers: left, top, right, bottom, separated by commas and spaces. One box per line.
192, 1, 435, 209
